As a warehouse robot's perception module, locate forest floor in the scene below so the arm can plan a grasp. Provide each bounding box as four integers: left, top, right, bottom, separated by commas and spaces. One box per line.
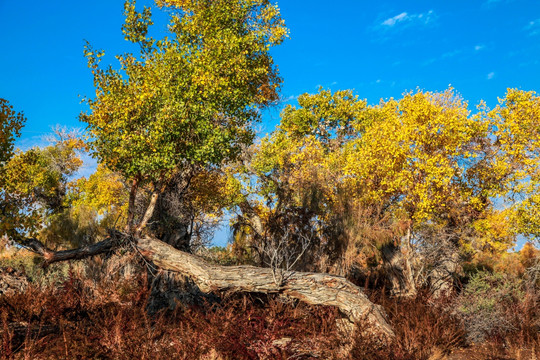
0, 258, 538, 360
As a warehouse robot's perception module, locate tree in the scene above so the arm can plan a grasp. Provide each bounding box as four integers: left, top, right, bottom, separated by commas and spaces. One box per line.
233, 88, 520, 298
342, 89, 493, 296
230, 89, 370, 275
0, 99, 26, 240
12, 1, 394, 339
82, 0, 287, 235
491, 89, 540, 245
0, 99, 25, 166
0, 127, 84, 242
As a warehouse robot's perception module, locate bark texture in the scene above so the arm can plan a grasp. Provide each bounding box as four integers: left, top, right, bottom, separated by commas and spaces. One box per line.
21, 237, 118, 266
0, 267, 29, 296
381, 241, 417, 297
136, 236, 395, 339
18, 234, 395, 339
429, 243, 461, 298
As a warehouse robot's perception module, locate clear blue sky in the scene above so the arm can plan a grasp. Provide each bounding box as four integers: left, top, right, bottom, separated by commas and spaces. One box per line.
1, 0, 540, 246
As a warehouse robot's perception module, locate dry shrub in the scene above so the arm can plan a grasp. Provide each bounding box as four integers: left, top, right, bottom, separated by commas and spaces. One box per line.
477, 288, 540, 360
2, 264, 537, 359
348, 290, 466, 360
454, 270, 538, 344
0, 271, 349, 360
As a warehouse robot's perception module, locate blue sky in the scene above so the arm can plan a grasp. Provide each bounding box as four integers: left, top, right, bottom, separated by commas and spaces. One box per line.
1, 0, 540, 246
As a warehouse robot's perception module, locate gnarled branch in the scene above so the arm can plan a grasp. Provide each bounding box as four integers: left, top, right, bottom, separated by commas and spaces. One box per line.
18, 236, 120, 267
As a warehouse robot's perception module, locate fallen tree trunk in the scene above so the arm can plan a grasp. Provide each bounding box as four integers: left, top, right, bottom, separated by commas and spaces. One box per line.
136, 236, 394, 339
19, 234, 395, 340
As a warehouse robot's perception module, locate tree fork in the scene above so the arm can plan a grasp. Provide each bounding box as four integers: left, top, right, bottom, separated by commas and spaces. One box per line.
135, 190, 160, 236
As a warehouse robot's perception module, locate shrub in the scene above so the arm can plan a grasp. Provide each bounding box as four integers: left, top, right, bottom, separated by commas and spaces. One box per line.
348, 290, 466, 360
455, 270, 525, 343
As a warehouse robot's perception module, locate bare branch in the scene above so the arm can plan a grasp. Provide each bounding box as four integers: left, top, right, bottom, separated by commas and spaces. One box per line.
17, 236, 121, 267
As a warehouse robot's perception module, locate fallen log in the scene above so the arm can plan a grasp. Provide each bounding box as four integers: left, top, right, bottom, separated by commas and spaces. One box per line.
19, 236, 119, 266
139, 236, 394, 339
18, 235, 395, 339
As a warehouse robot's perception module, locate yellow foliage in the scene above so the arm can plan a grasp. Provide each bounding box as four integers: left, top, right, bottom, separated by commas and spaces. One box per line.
72, 164, 128, 219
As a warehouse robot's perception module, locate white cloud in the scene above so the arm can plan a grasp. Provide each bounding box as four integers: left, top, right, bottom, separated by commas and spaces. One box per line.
381, 12, 408, 27
441, 49, 462, 59
380, 10, 436, 28
483, 0, 514, 7
487, 72, 495, 80
422, 58, 436, 66
526, 19, 540, 36
475, 44, 486, 51
282, 95, 298, 103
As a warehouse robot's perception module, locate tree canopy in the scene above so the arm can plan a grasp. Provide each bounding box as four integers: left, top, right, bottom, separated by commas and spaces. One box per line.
82, 0, 287, 188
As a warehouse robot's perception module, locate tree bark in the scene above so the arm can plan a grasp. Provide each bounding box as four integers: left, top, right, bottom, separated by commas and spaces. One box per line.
125, 178, 140, 233
19, 235, 395, 340
136, 235, 394, 339
136, 190, 160, 235
381, 236, 417, 298
429, 243, 460, 298
238, 200, 264, 236
0, 267, 29, 296
20, 237, 118, 267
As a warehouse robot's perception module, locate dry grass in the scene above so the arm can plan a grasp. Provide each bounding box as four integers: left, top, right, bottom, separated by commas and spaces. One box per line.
0, 266, 538, 359
0, 271, 347, 359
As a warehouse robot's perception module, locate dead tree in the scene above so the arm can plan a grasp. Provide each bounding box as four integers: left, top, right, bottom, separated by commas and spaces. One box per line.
20, 234, 395, 340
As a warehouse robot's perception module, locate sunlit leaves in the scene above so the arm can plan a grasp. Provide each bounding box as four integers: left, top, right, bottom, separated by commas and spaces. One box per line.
279, 88, 366, 146
244, 87, 529, 264
345, 88, 488, 221
0, 99, 26, 166
0, 133, 85, 238
82, 0, 288, 189
490, 90, 540, 244
71, 164, 128, 219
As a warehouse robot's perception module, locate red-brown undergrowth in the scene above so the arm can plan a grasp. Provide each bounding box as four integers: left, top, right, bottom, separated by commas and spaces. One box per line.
348, 290, 467, 360
1, 271, 345, 359
1, 271, 538, 360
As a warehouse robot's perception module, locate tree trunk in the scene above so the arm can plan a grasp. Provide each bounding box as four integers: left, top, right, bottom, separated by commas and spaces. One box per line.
136, 235, 395, 339
381, 232, 417, 298
20, 236, 119, 266
429, 243, 460, 298
20, 235, 395, 340
125, 178, 140, 233
136, 190, 160, 235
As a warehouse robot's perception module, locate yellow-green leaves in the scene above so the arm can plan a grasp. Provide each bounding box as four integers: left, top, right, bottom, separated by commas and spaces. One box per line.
490, 90, 540, 241
71, 164, 128, 219
279, 89, 366, 146
345, 88, 487, 221
245, 87, 530, 261
0, 99, 25, 166
82, 0, 287, 189
0, 133, 85, 238
122, 0, 154, 51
